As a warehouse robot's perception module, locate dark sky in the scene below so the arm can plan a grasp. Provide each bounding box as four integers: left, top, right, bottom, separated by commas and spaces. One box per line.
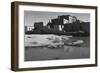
24, 10, 90, 26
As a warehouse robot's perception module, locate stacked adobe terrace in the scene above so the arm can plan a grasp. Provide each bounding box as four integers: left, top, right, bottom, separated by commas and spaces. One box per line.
25, 15, 90, 36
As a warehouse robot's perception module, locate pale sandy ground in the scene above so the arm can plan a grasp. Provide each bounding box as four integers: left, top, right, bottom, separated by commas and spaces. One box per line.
24, 35, 90, 61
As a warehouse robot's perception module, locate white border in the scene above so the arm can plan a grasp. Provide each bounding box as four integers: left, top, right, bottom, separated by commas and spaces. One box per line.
18, 5, 96, 68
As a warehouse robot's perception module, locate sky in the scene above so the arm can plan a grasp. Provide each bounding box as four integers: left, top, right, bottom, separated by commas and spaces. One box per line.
24, 10, 90, 26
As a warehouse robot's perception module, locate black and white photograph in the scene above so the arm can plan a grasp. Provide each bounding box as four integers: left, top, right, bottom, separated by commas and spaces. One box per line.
11, 1, 97, 71
24, 11, 90, 61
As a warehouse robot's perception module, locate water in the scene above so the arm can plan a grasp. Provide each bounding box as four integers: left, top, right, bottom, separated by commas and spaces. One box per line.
24, 36, 90, 61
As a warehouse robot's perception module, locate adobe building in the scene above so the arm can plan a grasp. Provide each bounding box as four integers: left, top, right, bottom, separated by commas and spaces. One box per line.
47, 15, 77, 32
34, 22, 43, 28
25, 26, 34, 34
47, 15, 90, 36
25, 15, 90, 36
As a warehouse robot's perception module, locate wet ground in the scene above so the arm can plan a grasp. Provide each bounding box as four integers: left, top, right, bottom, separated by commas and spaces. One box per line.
24, 37, 90, 61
